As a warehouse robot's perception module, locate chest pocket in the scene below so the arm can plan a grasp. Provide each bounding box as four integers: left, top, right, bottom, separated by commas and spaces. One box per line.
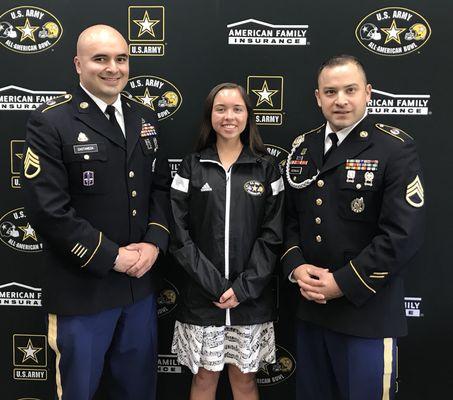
63, 143, 108, 194
338, 169, 382, 222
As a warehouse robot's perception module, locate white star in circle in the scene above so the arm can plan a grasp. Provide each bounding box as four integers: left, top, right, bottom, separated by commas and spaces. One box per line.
18, 339, 42, 363
18, 223, 38, 242
133, 11, 160, 38
16, 18, 39, 42
252, 81, 279, 107
135, 88, 159, 111
381, 20, 406, 45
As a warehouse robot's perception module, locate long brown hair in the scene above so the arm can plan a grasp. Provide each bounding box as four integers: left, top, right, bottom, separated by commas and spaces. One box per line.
195, 83, 266, 155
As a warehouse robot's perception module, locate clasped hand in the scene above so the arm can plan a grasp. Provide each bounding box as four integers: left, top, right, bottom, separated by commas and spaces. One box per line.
213, 288, 240, 309
113, 243, 159, 278
293, 264, 343, 304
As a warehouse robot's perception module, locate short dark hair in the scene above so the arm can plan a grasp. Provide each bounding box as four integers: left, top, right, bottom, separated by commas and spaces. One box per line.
317, 54, 368, 85
196, 82, 266, 155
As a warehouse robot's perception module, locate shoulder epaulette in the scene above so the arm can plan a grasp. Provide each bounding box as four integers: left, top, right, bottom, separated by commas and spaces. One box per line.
41, 94, 72, 113
291, 123, 325, 148
375, 123, 413, 143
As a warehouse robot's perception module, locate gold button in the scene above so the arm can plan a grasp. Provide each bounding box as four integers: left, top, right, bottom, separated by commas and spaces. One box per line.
316, 235, 322, 243
315, 217, 321, 225
129, 171, 135, 178
83, 154, 90, 160
132, 209, 137, 216
359, 130, 368, 138
131, 190, 137, 197
316, 198, 323, 206
317, 180, 324, 188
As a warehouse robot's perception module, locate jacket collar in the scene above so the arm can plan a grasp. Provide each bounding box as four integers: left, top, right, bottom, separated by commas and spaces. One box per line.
199, 144, 263, 165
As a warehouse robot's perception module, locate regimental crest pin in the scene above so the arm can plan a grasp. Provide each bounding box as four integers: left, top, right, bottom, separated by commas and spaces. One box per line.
77, 132, 89, 142
351, 197, 365, 213
406, 175, 424, 207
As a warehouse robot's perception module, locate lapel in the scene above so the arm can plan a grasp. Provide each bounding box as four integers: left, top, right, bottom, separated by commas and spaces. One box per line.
320, 119, 373, 174
72, 87, 126, 149
122, 96, 141, 161
305, 128, 325, 171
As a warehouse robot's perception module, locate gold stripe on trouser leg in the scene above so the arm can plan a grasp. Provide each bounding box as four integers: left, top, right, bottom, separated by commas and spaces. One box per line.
48, 314, 63, 400
381, 338, 394, 400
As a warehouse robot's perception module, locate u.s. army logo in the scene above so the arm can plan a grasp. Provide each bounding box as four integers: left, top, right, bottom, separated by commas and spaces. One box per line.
406, 175, 424, 207
247, 76, 284, 125
13, 334, 47, 381
128, 6, 165, 56
23, 147, 40, 178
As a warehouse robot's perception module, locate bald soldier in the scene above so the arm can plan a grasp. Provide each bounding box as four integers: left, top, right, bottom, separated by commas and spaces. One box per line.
22, 25, 170, 400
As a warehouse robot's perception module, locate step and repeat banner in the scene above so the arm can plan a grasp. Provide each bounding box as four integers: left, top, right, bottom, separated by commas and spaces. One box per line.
1, 1, 450, 399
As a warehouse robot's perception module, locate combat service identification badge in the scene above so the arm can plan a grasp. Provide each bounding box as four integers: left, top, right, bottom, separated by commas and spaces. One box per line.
406, 175, 424, 207
24, 148, 41, 179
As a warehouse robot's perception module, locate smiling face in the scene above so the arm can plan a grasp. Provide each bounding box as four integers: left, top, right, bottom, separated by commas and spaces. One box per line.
315, 62, 371, 132
211, 88, 248, 144
74, 25, 129, 104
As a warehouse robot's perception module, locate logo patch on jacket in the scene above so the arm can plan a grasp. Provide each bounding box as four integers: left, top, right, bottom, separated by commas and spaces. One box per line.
244, 180, 265, 196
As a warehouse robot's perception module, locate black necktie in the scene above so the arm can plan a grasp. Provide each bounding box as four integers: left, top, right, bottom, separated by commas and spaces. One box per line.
105, 105, 126, 145
323, 132, 339, 164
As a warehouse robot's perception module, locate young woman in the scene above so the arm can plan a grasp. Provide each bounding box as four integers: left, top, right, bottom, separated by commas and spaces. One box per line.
170, 83, 284, 400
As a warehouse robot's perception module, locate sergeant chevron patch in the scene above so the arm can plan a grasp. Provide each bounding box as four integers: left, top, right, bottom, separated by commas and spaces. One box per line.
406, 175, 424, 207
24, 148, 41, 179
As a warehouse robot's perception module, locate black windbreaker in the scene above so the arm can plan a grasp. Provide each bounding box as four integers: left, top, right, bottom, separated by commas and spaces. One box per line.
170, 146, 284, 326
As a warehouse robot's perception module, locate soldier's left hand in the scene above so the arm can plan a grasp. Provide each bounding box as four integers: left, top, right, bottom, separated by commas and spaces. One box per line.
306, 269, 343, 302
125, 242, 159, 278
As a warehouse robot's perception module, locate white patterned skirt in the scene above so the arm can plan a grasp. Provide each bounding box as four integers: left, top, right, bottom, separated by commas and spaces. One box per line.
171, 321, 276, 374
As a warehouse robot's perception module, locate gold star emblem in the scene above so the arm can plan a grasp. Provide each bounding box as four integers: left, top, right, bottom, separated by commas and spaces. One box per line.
381, 20, 406, 45
135, 88, 158, 111
18, 223, 38, 242
133, 11, 159, 38
16, 18, 39, 42
252, 81, 278, 107
18, 339, 42, 363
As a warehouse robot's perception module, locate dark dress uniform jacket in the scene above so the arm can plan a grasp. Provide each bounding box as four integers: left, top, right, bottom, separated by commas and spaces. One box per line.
170, 146, 284, 326
281, 118, 425, 338
22, 87, 171, 315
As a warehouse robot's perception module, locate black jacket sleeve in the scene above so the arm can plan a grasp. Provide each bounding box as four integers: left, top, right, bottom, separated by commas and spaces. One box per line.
231, 163, 284, 303
170, 156, 230, 300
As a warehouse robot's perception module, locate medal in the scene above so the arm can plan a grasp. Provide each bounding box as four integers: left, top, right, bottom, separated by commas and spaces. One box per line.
351, 197, 365, 213
346, 170, 356, 183
364, 171, 374, 187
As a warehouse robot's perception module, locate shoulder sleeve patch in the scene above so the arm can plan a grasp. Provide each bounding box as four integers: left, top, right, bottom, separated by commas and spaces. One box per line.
375, 123, 413, 142
42, 94, 72, 113
406, 175, 424, 208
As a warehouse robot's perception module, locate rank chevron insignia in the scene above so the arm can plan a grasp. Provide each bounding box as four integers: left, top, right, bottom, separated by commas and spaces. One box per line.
24, 148, 41, 179
406, 175, 424, 207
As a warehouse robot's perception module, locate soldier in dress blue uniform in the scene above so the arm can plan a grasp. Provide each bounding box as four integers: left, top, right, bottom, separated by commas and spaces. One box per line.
22, 25, 170, 400
281, 55, 425, 400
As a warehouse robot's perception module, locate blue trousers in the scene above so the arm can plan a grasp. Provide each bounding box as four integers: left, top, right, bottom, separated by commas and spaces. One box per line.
47, 294, 157, 400
296, 320, 397, 400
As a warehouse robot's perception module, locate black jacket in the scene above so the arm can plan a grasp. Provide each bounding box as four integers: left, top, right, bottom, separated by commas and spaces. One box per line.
170, 146, 284, 325
281, 118, 425, 338
22, 87, 171, 315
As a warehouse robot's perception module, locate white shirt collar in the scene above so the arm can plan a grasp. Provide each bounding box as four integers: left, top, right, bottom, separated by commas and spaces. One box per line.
79, 83, 123, 117
325, 111, 368, 147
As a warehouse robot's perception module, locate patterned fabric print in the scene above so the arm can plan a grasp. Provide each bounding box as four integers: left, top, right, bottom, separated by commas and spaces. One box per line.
171, 321, 276, 374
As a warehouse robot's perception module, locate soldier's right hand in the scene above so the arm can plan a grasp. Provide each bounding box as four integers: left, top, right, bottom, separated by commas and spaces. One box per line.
113, 247, 140, 273
294, 264, 328, 304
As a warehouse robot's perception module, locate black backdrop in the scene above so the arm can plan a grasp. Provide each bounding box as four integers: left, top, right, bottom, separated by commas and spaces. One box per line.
1, 1, 451, 399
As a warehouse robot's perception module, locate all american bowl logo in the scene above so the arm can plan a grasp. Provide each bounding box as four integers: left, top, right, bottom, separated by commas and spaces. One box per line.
124, 75, 182, 121
157, 279, 179, 317
257, 344, 296, 386
0, 6, 63, 54
355, 7, 431, 56
0, 208, 42, 253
